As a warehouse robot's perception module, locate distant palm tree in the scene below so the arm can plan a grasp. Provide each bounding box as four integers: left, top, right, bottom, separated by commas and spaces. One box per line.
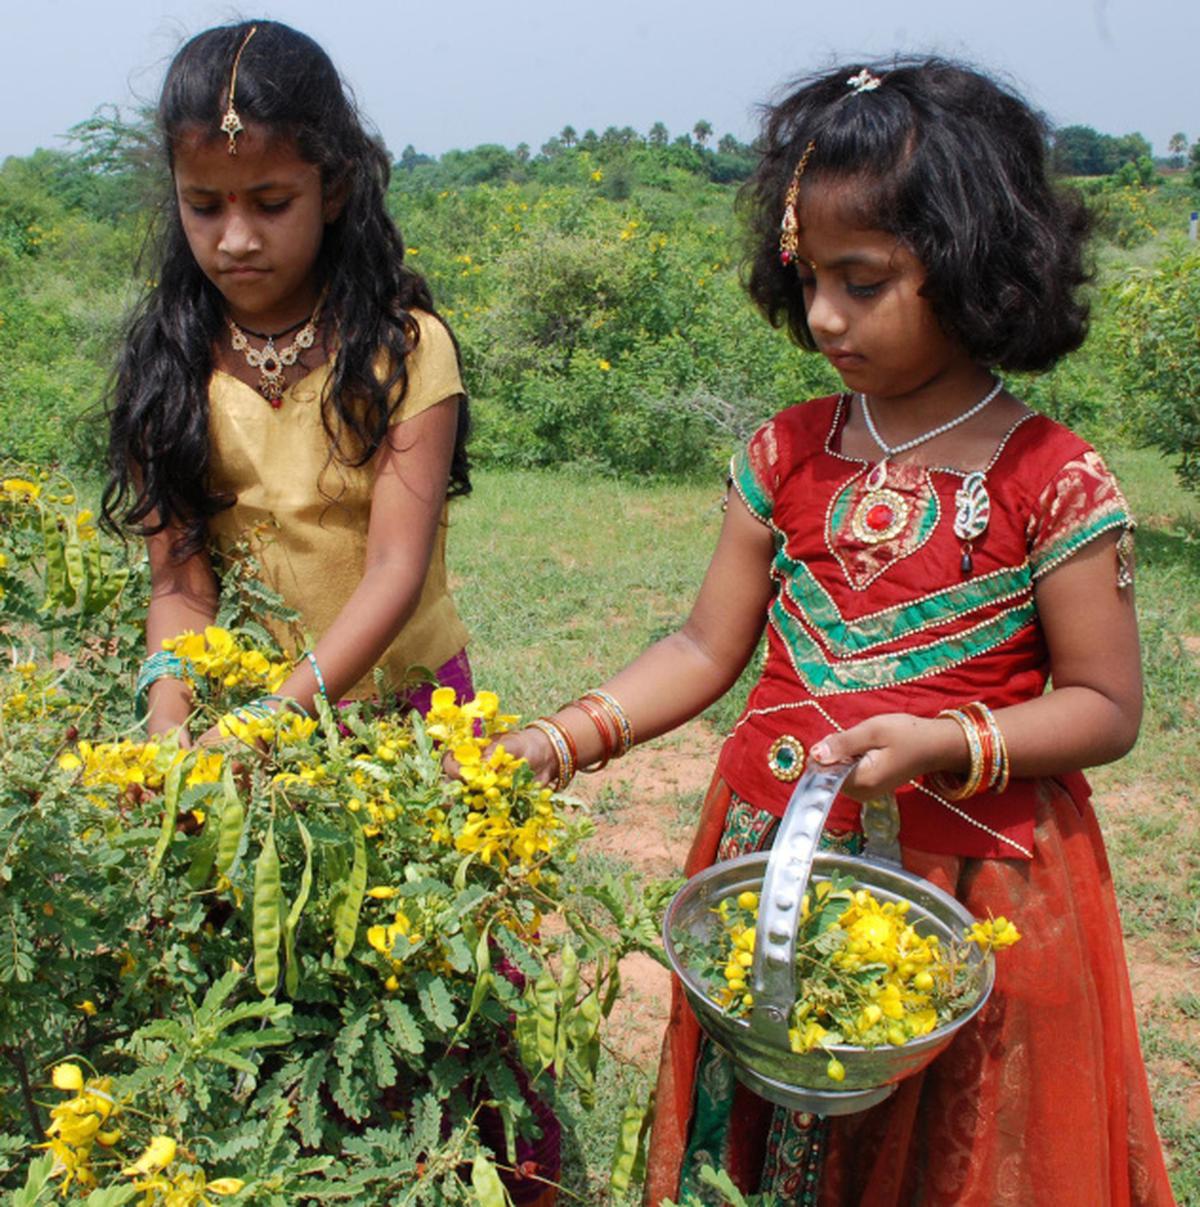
693, 120, 713, 148
648, 121, 669, 147
1168, 132, 1187, 156
560, 125, 577, 148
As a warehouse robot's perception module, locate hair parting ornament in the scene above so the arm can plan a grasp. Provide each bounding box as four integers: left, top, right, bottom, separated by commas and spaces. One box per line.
778, 67, 885, 267
219, 25, 258, 154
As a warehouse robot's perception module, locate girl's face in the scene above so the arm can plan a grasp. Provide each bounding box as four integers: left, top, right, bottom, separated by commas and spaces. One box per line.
793, 181, 975, 401
172, 124, 341, 331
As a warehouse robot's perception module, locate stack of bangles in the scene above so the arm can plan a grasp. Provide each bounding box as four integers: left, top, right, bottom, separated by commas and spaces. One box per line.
926, 701, 1010, 800
134, 647, 329, 724
527, 689, 635, 792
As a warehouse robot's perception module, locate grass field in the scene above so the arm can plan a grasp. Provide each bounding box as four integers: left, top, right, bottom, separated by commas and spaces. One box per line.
448, 451, 1200, 1203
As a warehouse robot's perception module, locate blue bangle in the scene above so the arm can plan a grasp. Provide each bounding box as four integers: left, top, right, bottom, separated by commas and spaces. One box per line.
258, 694, 312, 719
135, 651, 188, 720
303, 650, 328, 701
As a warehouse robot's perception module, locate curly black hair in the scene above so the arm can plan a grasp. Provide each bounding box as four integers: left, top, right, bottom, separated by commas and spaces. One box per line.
741, 58, 1092, 372
103, 20, 470, 558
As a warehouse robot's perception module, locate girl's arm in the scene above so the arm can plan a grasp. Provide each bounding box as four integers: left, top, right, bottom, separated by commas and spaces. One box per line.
499, 493, 777, 780
810, 531, 1142, 797
144, 525, 220, 742
266, 394, 461, 712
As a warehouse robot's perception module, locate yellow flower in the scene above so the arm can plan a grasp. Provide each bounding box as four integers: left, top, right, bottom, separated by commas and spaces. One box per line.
591, 169, 603, 182
966, 915, 1022, 951
208, 1178, 247, 1195
122, 1134, 177, 1176
77, 1000, 98, 1017
52, 1063, 85, 1092
597, 358, 611, 371
2, 477, 41, 500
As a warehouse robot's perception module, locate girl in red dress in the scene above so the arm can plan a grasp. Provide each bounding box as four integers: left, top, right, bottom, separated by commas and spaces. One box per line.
497, 58, 1176, 1205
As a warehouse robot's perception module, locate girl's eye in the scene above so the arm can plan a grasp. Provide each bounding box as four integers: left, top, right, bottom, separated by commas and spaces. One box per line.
847, 282, 883, 299
187, 203, 219, 217
258, 199, 291, 214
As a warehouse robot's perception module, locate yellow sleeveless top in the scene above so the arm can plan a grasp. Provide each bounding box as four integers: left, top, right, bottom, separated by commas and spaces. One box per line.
206, 310, 469, 699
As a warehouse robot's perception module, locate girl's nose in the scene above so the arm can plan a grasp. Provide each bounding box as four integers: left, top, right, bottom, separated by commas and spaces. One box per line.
217, 210, 261, 257
806, 285, 848, 339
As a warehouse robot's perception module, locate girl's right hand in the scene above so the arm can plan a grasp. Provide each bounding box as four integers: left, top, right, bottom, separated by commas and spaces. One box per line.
491, 727, 560, 786
443, 728, 560, 787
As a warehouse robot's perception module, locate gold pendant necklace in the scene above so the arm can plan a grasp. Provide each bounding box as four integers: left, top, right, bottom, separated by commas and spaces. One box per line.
227, 313, 318, 406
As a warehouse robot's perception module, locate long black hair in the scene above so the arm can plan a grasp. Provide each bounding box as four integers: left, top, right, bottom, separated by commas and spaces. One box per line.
103, 19, 470, 558
741, 58, 1092, 371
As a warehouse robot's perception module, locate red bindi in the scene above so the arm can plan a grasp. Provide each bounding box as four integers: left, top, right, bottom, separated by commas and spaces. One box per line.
226, 192, 237, 202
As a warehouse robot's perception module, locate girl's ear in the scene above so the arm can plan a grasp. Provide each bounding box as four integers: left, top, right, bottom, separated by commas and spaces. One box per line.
323, 178, 350, 223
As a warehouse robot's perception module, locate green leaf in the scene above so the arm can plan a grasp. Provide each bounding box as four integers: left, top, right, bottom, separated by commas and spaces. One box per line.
369, 1030, 397, 1089
382, 999, 424, 1055
416, 973, 458, 1032
9, 1152, 55, 1207
334, 1010, 370, 1076
699, 1165, 755, 1206
297, 1050, 330, 1148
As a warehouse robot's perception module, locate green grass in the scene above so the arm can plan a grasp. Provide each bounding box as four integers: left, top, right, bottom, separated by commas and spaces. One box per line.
449, 456, 1200, 1202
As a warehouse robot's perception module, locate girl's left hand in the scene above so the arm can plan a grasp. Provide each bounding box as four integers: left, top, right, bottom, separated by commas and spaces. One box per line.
809, 713, 963, 801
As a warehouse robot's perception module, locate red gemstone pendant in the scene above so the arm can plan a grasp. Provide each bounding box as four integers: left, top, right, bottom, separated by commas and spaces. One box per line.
865, 502, 895, 531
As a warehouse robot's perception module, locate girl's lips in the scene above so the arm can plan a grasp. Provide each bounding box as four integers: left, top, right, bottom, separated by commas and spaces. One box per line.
823, 348, 863, 368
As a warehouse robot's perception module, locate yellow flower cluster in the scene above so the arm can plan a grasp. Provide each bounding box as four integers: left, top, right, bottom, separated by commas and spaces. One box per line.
706, 881, 1020, 1069
343, 763, 399, 838
965, 915, 1021, 950
1, 660, 66, 721
426, 688, 566, 874
36, 1063, 121, 1194
39, 1067, 244, 1201
122, 1134, 243, 1204
163, 626, 290, 693
367, 901, 427, 990
216, 709, 317, 748
1, 476, 41, 503
59, 741, 223, 794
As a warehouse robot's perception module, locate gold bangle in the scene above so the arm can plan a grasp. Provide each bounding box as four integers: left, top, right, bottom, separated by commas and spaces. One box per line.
928, 708, 984, 801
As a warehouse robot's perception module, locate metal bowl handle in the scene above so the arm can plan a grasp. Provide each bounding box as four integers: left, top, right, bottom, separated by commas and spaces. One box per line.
749, 759, 857, 1045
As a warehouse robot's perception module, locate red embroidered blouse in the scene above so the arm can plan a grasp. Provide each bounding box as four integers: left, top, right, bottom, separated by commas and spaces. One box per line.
715, 395, 1135, 859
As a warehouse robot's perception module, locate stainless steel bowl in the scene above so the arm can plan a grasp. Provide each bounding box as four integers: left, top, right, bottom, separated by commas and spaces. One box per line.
663, 764, 995, 1115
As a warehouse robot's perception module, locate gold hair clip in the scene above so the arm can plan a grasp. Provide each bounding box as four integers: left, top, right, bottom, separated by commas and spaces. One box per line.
220, 25, 258, 155
846, 68, 882, 94
778, 139, 816, 267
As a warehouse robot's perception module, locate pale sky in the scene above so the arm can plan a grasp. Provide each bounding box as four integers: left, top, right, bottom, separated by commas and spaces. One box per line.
1, 0, 1196, 162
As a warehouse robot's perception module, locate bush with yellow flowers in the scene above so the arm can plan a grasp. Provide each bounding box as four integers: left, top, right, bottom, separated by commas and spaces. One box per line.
1, 464, 674, 1204
696, 880, 1020, 1085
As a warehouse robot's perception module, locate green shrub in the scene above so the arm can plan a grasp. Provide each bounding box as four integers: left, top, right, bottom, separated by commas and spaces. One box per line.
1111, 242, 1200, 493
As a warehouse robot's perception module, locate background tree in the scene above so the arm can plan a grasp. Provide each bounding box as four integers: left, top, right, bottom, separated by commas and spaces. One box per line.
1167, 132, 1187, 168
692, 119, 713, 148
559, 125, 577, 148
648, 121, 669, 147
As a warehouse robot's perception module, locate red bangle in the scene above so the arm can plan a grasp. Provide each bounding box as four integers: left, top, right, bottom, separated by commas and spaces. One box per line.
568, 697, 618, 772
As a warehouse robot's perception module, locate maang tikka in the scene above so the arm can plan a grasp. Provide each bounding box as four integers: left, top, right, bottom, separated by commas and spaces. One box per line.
778, 68, 885, 268
220, 25, 258, 154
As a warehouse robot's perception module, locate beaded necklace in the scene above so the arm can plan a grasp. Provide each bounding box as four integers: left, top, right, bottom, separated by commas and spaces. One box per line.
857, 379, 1004, 575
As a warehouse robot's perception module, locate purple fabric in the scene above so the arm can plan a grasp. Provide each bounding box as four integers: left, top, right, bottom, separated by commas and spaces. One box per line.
397, 648, 475, 713
336, 649, 475, 728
